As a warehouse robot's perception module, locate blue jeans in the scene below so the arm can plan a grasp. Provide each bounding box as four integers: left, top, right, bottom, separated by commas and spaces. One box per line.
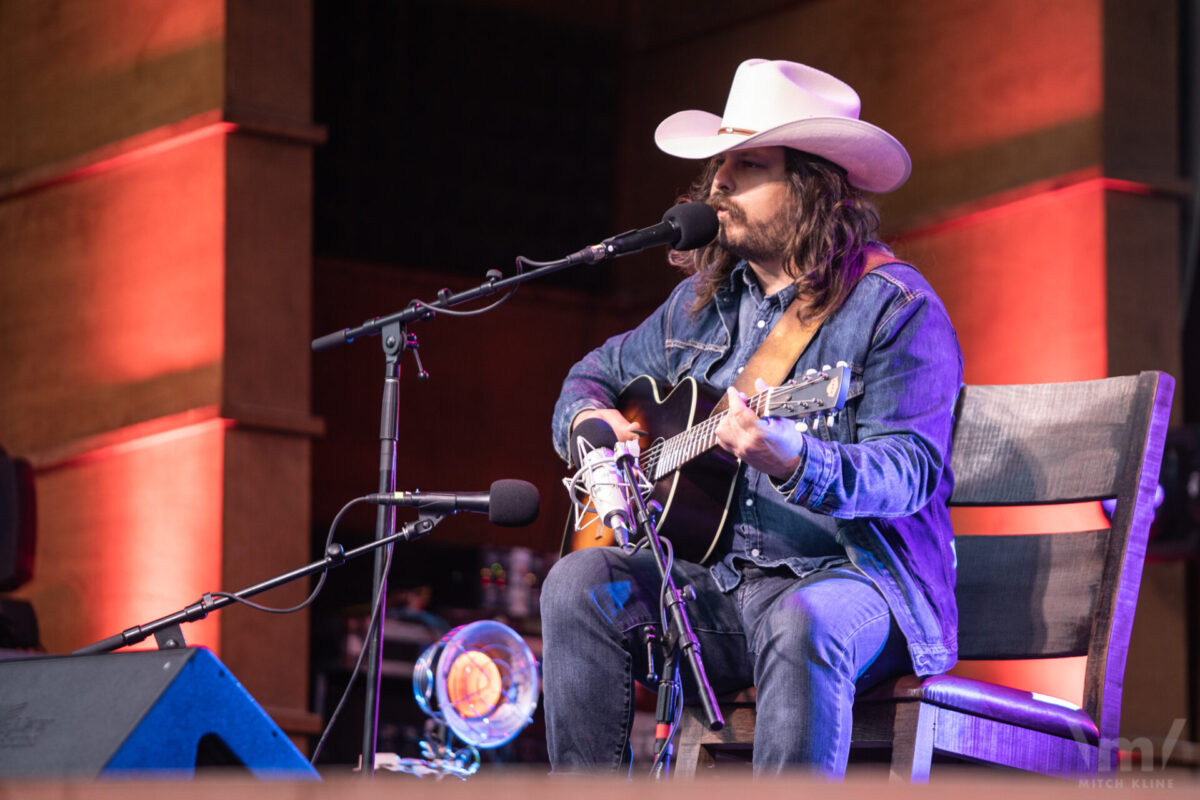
540, 547, 912, 776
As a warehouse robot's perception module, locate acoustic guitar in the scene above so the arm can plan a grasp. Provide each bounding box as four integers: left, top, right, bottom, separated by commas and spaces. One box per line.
561, 365, 851, 564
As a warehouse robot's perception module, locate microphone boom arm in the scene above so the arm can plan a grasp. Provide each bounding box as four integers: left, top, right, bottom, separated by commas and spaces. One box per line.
312, 204, 717, 353
73, 511, 446, 656
312, 258, 578, 352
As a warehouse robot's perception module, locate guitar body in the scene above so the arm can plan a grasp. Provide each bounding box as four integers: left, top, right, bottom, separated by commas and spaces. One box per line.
562, 376, 740, 564
559, 365, 849, 565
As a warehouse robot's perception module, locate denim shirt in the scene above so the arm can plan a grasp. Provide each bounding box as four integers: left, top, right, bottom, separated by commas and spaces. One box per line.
708, 265, 853, 584
552, 259, 963, 675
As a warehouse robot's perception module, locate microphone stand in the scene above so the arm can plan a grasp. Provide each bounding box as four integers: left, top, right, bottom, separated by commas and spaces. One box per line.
311, 256, 620, 776
311, 206, 716, 773
613, 451, 724, 777
361, 320, 401, 776
73, 513, 445, 655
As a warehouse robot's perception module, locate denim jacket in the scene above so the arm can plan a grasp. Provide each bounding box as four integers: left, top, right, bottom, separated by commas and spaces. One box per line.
552, 260, 963, 675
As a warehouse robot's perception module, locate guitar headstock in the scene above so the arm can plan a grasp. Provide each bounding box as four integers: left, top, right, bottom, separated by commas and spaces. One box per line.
756, 363, 851, 423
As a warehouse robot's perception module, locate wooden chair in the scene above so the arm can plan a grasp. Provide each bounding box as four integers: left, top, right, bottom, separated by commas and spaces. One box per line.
675, 371, 1175, 779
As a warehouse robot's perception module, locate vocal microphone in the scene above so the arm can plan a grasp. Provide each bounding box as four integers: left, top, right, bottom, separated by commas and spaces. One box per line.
563, 202, 718, 266
367, 479, 540, 527
571, 418, 635, 544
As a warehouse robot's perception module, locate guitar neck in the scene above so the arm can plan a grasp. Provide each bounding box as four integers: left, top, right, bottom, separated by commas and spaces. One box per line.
638, 367, 848, 482
643, 395, 770, 481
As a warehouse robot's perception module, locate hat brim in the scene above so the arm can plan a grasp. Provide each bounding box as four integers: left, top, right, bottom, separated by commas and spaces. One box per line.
655, 110, 911, 194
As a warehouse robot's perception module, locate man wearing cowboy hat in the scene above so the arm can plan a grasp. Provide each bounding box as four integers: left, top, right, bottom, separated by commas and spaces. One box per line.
541, 59, 962, 776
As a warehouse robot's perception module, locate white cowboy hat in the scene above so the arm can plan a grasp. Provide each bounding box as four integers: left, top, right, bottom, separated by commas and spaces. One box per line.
654, 59, 911, 193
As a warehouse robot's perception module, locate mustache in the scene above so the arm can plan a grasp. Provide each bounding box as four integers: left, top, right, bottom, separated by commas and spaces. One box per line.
708, 194, 746, 224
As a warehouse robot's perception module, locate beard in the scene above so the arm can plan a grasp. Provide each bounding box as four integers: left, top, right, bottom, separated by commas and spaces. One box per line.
709, 193, 795, 267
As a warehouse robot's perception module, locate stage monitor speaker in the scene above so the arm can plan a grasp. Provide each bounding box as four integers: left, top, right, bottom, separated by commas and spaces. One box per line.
0, 647, 319, 779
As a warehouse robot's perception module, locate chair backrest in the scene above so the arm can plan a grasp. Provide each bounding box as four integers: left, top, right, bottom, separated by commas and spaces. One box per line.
948, 371, 1174, 741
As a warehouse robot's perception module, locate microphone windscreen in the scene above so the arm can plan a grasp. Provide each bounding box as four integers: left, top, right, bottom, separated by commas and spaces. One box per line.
663, 202, 718, 251
573, 417, 619, 450
488, 479, 541, 527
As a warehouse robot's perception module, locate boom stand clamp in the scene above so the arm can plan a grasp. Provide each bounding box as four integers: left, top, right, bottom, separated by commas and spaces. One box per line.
614, 450, 724, 777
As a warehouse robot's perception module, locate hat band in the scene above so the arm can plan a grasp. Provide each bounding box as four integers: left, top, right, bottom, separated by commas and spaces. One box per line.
718, 126, 757, 136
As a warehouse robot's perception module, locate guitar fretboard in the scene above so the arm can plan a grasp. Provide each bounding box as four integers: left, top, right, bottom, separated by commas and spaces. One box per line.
641, 393, 773, 481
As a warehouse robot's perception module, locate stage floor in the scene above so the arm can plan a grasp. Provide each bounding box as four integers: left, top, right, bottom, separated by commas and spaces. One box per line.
0, 769, 1196, 799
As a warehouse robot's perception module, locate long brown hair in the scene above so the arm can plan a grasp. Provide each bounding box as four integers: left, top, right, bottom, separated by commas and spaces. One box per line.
668, 148, 881, 322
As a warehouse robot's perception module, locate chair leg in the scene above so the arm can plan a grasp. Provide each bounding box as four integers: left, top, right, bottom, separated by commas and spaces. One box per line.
889, 701, 933, 783
674, 709, 714, 778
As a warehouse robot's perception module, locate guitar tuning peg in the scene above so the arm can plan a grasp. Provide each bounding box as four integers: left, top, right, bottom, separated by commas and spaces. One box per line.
794, 420, 809, 433
821, 364, 832, 372
805, 368, 818, 376
835, 360, 848, 368
810, 416, 820, 430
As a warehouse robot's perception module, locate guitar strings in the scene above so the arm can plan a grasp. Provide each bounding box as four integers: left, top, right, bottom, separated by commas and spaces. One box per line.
638, 391, 773, 479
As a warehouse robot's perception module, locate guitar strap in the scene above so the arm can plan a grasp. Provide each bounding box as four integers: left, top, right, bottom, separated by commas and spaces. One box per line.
720, 247, 908, 410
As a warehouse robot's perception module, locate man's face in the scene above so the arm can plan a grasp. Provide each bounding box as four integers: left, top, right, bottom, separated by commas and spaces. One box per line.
707, 146, 795, 268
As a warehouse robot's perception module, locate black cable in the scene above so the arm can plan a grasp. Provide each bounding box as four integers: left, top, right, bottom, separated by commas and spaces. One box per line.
405, 262, 525, 318
649, 535, 682, 777
183, 491, 402, 767
514, 255, 568, 269
210, 497, 371, 614
657, 536, 675, 635
310, 535, 396, 765
649, 689, 684, 777
406, 288, 517, 317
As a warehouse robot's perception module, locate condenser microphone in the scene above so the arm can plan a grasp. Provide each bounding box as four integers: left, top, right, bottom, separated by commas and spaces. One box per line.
367, 479, 540, 527
572, 418, 634, 542
563, 203, 718, 266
